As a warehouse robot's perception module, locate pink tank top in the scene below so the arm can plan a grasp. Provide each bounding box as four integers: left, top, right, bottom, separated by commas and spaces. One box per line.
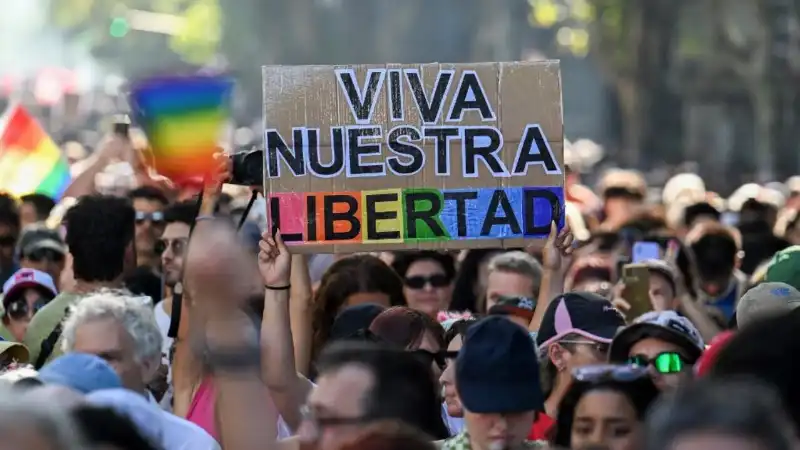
186, 377, 291, 440
186, 377, 218, 439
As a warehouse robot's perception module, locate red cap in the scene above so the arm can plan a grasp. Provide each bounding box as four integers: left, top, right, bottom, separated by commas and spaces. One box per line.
695, 331, 736, 377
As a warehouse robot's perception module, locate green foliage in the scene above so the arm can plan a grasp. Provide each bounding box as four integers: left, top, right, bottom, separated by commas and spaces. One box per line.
49, 0, 221, 65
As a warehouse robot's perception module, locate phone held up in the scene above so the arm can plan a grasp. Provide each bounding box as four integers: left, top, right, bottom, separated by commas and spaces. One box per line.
622, 263, 652, 320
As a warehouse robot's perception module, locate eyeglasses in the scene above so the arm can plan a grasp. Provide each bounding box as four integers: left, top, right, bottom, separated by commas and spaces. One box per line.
5, 298, 48, 320
559, 339, 610, 356
155, 238, 188, 256
413, 349, 456, 371
627, 352, 687, 374
573, 364, 650, 383
0, 235, 16, 248
404, 274, 449, 290
135, 211, 164, 225
24, 248, 65, 263
300, 405, 370, 431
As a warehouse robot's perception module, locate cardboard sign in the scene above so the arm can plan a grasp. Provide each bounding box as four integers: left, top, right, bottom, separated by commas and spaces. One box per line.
262, 62, 565, 253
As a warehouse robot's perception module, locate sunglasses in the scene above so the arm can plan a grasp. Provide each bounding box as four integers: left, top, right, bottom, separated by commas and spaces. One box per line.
0, 235, 16, 248
25, 248, 65, 263
627, 352, 686, 374
155, 238, 188, 256
404, 274, 450, 290
6, 298, 48, 320
135, 211, 164, 224
573, 364, 650, 383
413, 349, 455, 371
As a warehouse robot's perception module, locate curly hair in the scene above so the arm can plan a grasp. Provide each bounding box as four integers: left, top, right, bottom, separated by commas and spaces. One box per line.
310, 255, 405, 364
64, 195, 135, 282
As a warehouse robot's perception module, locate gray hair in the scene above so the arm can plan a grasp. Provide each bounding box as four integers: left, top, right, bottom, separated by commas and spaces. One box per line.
0, 386, 85, 450
487, 251, 543, 290
61, 290, 163, 365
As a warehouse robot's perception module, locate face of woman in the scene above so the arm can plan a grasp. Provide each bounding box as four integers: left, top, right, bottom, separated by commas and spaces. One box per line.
3, 289, 49, 342
570, 390, 643, 450
439, 335, 463, 417
403, 260, 452, 317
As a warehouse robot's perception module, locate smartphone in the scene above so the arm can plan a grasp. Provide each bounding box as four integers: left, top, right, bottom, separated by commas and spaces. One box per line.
112, 114, 130, 138
622, 263, 652, 320
632, 241, 661, 263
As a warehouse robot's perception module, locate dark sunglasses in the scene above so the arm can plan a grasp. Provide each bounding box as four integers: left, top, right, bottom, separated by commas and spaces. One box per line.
573, 364, 650, 383
0, 235, 16, 247
25, 248, 65, 263
413, 349, 451, 371
627, 352, 687, 374
404, 274, 449, 290
135, 211, 164, 224
6, 298, 48, 320
155, 238, 188, 256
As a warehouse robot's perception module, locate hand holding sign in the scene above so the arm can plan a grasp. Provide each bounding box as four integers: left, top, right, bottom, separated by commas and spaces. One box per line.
258, 231, 292, 287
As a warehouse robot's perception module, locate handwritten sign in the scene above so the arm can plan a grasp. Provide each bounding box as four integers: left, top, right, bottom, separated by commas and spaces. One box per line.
263, 62, 565, 253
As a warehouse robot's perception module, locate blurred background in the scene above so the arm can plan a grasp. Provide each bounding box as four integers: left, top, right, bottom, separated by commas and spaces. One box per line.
2, 0, 799, 194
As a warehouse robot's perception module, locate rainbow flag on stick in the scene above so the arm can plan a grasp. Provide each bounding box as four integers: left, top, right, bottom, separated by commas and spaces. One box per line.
0, 105, 71, 199
129, 74, 235, 185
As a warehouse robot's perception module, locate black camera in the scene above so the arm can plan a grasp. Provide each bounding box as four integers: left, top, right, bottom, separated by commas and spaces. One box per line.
229, 149, 264, 186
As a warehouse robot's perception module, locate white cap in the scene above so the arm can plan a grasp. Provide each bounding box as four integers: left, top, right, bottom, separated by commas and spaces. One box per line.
662, 173, 705, 206
2, 269, 57, 304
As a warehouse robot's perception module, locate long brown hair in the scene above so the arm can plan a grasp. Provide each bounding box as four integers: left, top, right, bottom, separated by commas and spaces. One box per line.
310, 255, 405, 364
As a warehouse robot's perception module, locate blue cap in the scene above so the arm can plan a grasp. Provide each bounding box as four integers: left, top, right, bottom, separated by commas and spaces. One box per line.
456, 316, 543, 414
38, 353, 122, 394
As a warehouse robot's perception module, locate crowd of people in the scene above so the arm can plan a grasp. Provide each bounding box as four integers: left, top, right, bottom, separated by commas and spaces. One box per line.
0, 132, 798, 450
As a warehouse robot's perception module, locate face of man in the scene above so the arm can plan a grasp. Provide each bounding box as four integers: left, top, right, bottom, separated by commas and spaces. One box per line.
485, 271, 535, 313
132, 198, 165, 266
160, 222, 190, 288
21, 250, 65, 288
299, 364, 374, 450
71, 317, 150, 394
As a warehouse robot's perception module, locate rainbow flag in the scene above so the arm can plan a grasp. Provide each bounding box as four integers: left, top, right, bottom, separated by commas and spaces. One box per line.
129, 74, 235, 185
0, 105, 71, 199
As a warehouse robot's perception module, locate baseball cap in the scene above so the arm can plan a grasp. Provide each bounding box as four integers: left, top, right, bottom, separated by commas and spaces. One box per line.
456, 316, 543, 413
609, 310, 705, 363
329, 303, 387, 341
695, 330, 736, 377
736, 282, 800, 328
487, 295, 536, 320
765, 246, 800, 291
0, 336, 30, 364
2, 268, 58, 308
38, 353, 122, 394
15, 225, 66, 260
536, 292, 626, 350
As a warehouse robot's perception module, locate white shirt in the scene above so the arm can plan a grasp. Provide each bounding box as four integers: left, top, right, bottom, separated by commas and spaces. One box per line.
160, 409, 221, 450
155, 300, 174, 365
87, 388, 220, 450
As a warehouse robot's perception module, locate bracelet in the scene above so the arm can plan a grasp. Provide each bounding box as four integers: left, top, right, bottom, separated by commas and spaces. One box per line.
265, 284, 291, 291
